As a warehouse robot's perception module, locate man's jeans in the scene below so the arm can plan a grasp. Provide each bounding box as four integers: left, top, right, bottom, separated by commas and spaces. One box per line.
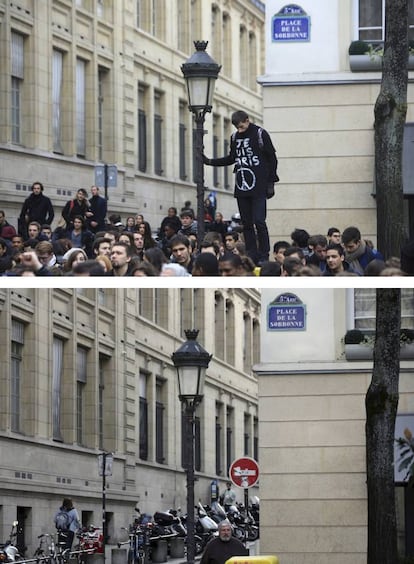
237, 196, 270, 264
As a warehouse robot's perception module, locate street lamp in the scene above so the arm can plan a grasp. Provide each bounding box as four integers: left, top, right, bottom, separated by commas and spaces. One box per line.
172, 330, 212, 564
181, 41, 221, 247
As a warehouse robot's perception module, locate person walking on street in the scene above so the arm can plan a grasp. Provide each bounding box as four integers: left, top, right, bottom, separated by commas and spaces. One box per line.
203, 110, 279, 265
54, 497, 81, 552
200, 519, 248, 564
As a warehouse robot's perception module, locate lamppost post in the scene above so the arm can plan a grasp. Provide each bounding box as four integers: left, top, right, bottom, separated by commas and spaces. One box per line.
181, 41, 221, 248
172, 330, 212, 564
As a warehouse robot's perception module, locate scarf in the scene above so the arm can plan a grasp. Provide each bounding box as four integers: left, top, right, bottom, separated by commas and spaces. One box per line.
345, 240, 366, 275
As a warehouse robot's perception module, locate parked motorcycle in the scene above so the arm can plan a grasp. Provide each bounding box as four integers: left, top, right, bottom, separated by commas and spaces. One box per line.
0, 522, 22, 563
227, 503, 259, 542
195, 503, 218, 549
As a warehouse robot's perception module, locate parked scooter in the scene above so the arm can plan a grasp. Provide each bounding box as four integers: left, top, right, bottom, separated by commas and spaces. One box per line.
195, 503, 218, 549
0, 522, 22, 563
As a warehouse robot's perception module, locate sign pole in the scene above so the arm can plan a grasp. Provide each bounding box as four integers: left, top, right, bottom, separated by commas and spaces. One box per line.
244, 488, 249, 547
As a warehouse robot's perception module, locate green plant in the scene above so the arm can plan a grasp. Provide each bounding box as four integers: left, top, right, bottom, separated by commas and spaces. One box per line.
395, 428, 414, 484
348, 40, 370, 55
344, 329, 365, 344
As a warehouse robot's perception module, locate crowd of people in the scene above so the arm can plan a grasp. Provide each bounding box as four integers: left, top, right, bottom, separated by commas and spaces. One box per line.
0, 181, 411, 276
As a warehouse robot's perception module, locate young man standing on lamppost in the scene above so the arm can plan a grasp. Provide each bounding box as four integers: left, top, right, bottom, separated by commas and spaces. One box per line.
203, 110, 279, 265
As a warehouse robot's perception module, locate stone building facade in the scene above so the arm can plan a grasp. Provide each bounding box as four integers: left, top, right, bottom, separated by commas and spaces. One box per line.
0, 0, 264, 230
0, 287, 260, 555
261, 0, 414, 246
256, 287, 414, 564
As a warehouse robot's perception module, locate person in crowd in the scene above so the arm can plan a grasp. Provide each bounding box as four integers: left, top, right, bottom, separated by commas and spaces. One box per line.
0, 238, 14, 273
327, 227, 342, 245
132, 232, 145, 261
138, 221, 157, 249
159, 207, 182, 237
143, 247, 168, 275
208, 211, 228, 239
26, 221, 43, 241
179, 209, 198, 238
218, 253, 248, 276
364, 259, 387, 276
67, 216, 94, 258
306, 234, 328, 273
169, 234, 194, 273
19, 181, 54, 239
224, 232, 239, 253
272, 240, 290, 264
92, 237, 112, 258
17, 250, 54, 275
72, 260, 105, 276
160, 221, 180, 258
95, 254, 113, 274
284, 246, 306, 265
200, 519, 248, 564
62, 188, 91, 228
160, 263, 191, 276
130, 261, 158, 276
118, 231, 134, 246
11, 235, 24, 254
0, 210, 17, 240
342, 226, 383, 275
203, 109, 279, 265
35, 241, 61, 274
88, 186, 107, 233
192, 252, 220, 276
124, 216, 136, 232
134, 214, 145, 228
61, 248, 88, 274
221, 481, 237, 510
281, 255, 303, 276
323, 244, 356, 276
259, 261, 282, 276
291, 228, 311, 257
199, 240, 221, 259
108, 213, 125, 232
109, 242, 133, 276
41, 224, 53, 240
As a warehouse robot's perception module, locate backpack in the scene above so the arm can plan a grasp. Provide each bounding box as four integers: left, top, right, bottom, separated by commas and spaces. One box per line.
55, 509, 70, 531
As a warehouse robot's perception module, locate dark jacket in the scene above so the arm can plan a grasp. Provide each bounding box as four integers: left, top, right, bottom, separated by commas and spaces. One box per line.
200, 536, 248, 564
206, 123, 278, 199
88, 195, 107, 232
62, 199, 90, 227
19, 193, 54, 226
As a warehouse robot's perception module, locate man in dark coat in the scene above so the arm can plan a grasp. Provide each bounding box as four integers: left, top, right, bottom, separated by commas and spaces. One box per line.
204, 110, 279, 265
200, 519, 248, 564
88, 185, 107, 232
19, 181, 54, 239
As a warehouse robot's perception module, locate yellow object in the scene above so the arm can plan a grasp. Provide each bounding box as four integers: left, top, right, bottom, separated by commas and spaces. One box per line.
226, 556, 279, 564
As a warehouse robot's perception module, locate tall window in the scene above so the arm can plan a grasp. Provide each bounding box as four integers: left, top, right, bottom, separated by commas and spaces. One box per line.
76, 58, 86, 156
11, 320, 24, 433
11, 32, 24, 144
52, 337, 64, 441
213, 115, 219, 187
97, 68, 105, 161
98, 355, 105, 449
138, 83, 147, 172
52, 50, 63, 153
76, 347, 87, 445
352, 289, 414, 330
139, 372, 148, 460
226, 406, 234, 474
154, 90, 163, 175
244, 413, 251, 456
215, 403, 223, 475
358, 0, 414, 41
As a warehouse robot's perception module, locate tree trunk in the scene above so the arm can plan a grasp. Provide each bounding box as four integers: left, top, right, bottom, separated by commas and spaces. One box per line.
374, 0, 409, 258
366, 288, 401, 564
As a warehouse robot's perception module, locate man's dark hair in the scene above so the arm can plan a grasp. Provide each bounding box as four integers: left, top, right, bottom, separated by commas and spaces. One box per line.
41, 224, 51, 231
112, 241, 133, 257
308, 234, 327, 248
72, 260, 105, 276
170, 234, 191, 249
77, 188, 88, 197
273, 240, 290, 253
109, 213, 122, 224
327, 227, 340, 237
199, 240, 220, 255
31, 181, 44, 191
327, 243, 345, 256
291, 228, 310, 248
259, 261, 282, 276
342, 226, 361, 245
231, 110, 249, 126
283, 256, 302, 276
180, 209, 194, 219
219, 252, 243, 268
93, 237, 113, 254
284, 246, 305, 260
194, 252, 219, 276
225, 232, 239, 242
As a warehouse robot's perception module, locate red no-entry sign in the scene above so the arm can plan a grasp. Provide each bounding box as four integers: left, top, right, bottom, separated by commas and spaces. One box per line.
229, 457, 259, 488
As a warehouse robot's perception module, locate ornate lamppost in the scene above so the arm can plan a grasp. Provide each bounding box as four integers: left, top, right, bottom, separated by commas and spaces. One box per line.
181, 41, 221, 247
172, 330, 212, 564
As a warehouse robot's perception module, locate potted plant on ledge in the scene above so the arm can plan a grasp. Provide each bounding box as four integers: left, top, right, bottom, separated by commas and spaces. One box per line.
344, 328, 414, 360
348, 39, 414, 72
